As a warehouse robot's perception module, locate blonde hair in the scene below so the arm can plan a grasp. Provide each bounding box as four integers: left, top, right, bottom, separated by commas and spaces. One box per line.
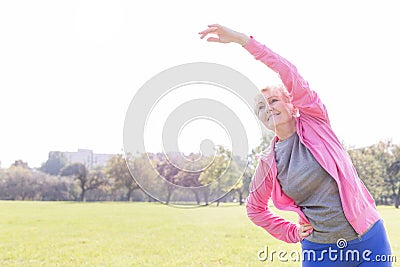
253, 84, 291, 115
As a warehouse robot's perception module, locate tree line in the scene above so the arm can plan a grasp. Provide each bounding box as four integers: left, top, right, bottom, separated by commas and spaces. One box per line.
1, 138, 399, 208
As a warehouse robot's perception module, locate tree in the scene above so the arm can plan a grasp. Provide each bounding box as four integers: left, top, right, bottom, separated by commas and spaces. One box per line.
218, 156, 242, 206
105, 154, 140, 201
60, 163, 107, 202
386, 144, 400, 208
35, 171, 74, 201
198, 146, 241, 206
387, 160, 400, 208
172, 153, 203, 205
347, 140, 400, 208
234, 132, 274, 205
155, 153, 181, 205
234, 156, 254, 205
3, 160, 36, 200
347, 144, 386, 202
251, 132, 275, 156
12, 160, 29, 169
41, 151, 68, 175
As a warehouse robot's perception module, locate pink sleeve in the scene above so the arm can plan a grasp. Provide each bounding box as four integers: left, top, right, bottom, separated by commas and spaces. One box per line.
243, 37, 328, 121
246, 159, 301, 243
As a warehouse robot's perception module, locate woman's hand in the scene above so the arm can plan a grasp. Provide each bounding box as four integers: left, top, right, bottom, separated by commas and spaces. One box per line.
198, 24, 250, 46
299, 224, 313, 239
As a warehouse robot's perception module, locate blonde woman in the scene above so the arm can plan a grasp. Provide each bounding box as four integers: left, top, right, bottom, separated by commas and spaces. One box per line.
199, 24, 392, 266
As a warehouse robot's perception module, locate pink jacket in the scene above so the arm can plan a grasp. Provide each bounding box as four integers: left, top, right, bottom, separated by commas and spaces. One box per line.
244, 37, 380, 243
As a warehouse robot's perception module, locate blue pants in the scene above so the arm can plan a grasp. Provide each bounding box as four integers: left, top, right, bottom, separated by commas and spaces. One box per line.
301, 220, 393, 266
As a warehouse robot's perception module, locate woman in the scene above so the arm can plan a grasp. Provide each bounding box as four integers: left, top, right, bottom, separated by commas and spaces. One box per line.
199, 24, 392, 266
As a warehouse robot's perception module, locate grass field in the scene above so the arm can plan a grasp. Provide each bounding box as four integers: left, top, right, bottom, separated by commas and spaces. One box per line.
0, 201, 398, 267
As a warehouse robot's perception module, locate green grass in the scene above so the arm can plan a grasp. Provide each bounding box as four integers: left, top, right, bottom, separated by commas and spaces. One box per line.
0, 202, 398, 267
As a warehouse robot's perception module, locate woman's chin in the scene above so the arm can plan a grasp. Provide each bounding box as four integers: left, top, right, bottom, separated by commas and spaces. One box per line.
265, 124, 276, 131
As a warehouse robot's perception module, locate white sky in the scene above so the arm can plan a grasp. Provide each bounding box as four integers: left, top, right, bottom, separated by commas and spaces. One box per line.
1, 0, 399, 168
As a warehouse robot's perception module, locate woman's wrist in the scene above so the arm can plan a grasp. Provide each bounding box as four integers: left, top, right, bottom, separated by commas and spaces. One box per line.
235, 33, 250, 46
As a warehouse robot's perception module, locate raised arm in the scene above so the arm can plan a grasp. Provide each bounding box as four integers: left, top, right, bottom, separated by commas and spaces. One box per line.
199, 24, 328, 121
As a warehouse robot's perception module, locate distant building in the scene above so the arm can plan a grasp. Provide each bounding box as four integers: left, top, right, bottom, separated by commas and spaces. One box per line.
61, 149, 117, 169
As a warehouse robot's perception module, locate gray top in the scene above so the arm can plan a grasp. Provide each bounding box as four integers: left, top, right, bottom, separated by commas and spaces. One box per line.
274, 132, 358, 243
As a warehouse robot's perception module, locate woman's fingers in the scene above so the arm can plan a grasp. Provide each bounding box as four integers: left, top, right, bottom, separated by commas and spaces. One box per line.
199, 26, 217, 34
206, 37, 220, 42
198, 26, 218, 39
199, 24, 244, 44
299, 224, 313, 238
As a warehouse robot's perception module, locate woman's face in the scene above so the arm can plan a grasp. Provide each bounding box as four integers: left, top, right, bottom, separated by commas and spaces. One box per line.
255, 90, 295, 131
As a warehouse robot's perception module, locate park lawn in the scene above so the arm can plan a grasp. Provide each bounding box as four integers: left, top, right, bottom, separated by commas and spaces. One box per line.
0, 201, 398, 267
